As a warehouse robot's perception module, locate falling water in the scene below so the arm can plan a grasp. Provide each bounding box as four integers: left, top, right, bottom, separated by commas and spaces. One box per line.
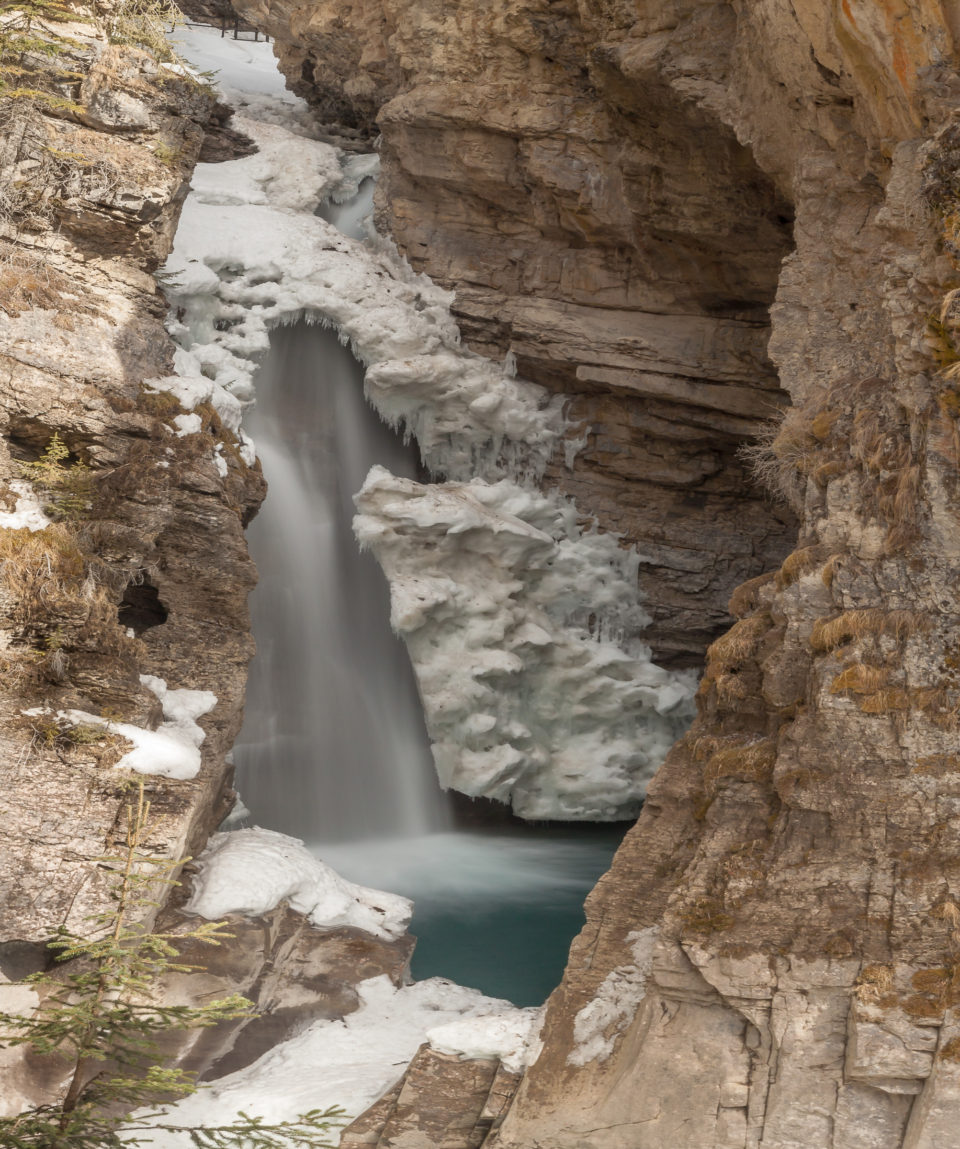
315, 178, 375, 240
233, 323, 448, 842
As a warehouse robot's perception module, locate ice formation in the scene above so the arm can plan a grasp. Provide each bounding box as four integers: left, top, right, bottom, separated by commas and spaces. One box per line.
156, 29, 563, 481
356, 470, 696, 820
184, 827, 412, 940
161, 25, 695, 820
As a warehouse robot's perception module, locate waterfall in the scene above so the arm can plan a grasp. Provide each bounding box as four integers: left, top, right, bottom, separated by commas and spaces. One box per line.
229, 160, 625, 1007
233, 323, 449, 843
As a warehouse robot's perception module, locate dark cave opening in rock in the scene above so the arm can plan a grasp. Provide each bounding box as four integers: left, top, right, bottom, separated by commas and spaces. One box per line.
118, 576, 169, 635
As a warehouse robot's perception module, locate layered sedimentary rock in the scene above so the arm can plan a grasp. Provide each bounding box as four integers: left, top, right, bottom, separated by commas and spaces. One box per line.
231, 0, 799, 667
0, 3, 263, 1072
243, 1, 960, 1146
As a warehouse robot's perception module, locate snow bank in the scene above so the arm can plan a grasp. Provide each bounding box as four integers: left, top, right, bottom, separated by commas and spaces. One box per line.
0, 480, 52, 531
355, 470, 696, 820
26, 674, 216, 780
135, 974, 530, 1146
427, 1006, 544, 1073
183, 827, 411, 940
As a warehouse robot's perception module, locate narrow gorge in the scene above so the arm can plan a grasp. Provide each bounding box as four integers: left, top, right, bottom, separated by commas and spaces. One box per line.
2, 1, 960, 1148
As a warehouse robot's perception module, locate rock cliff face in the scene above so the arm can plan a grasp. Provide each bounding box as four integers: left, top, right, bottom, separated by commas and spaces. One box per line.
231, 0, 960, 1145
0, 9, 258, 958
0, 5, 271, 1108
0, 8, 422, 1115
231, 0, 800, 668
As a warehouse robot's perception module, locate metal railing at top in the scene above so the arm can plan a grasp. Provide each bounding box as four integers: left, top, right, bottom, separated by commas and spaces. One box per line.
178, 16, 269, 42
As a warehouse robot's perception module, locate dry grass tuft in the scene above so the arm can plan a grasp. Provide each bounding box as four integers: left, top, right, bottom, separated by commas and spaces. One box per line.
678, 895, 735, 935
703, 738, 777, 790
912, 755, 960, 776
775, 545, 826, 590
830, 663, 890, 695
859, 688, 913, 714
707, 614, 771, 671
821, 553, 843, 588
728, 571, 776, 619
855, 963, 897, 1006
809, 609, 925, 652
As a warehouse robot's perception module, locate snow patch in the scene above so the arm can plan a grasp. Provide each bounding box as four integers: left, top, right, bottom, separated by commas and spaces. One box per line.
568, 927, 659, 1066
172, 412, 202, 437
26, 675, 216, 780
183, 827, 412, 941
355, 472, 695, 820
0, 480, 52, 531
427, 1005, 544, 1073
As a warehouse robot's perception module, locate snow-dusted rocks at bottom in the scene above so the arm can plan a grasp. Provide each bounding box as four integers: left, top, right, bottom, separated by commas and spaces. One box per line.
183, 827, 412, 941
355, 469, 696, 820
134, 975, 539, 1148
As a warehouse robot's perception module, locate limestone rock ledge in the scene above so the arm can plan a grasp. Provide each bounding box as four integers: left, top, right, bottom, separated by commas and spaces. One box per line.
0, 8, 262, 983
241, 0, 960, 1145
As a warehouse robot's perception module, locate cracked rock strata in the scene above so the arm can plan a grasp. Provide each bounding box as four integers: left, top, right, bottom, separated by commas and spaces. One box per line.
0, 4, 261, 1012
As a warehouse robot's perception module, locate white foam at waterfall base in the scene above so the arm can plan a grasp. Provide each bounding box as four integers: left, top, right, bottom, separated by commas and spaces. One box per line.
315, 830, 620, 905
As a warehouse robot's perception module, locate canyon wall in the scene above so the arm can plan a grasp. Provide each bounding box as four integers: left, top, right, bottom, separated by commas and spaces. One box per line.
232, 0, 802, 668
0, 9, 431, 1113
0, 10, 255, 956
228, 0, 960, 1145
0, 8, 294, 1109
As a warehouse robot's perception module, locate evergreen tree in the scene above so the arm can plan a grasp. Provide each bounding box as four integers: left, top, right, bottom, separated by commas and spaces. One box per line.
0, 783, 344, 1148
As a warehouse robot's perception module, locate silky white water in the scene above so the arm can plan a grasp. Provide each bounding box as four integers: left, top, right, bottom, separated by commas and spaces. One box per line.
145, 27, 626, 1139
233, 323, 448, 842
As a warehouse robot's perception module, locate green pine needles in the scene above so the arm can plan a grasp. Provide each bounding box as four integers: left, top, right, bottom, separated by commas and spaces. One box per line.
0, 0, 88, 113
0, 784, 345, 1148
19, 433, 92, 521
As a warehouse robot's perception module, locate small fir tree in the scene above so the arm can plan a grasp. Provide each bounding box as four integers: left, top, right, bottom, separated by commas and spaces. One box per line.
18, 432, 92, 521
0, 783, 344, 1148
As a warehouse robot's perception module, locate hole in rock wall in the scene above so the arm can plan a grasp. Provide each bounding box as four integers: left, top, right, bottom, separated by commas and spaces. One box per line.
118, 574, 168, 635
234, 320, 627, 1006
